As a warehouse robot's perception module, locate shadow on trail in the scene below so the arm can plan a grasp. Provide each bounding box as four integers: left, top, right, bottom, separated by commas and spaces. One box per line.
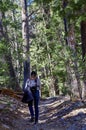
39, 98, 86, 130
40, 98, 84, 118
1, 97, 85, 130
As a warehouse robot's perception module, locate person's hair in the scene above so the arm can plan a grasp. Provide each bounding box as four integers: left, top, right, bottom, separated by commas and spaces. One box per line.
31, 71, 37, 77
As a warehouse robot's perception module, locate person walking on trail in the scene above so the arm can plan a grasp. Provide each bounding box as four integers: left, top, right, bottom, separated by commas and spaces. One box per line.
25, 71, 41, 124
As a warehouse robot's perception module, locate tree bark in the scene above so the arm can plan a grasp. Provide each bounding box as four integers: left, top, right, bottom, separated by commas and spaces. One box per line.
81, 21, 86, 60
21, 0, 30, 58
63, 0, 82, 99
21, 0, 30, 90
67, 24, 82, 99
80, 20, 86, 98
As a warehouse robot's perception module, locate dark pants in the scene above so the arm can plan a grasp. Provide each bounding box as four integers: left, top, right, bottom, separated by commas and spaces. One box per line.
28, 90, 39, 122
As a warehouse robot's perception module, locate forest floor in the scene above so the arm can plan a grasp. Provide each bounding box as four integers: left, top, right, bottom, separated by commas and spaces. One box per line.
0, 94, 86, 130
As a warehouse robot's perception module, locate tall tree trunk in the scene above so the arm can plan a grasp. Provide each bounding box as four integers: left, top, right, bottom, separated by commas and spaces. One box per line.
21, 0, 30, 89
80, 20, 86, 98
63, 1, 82, 99
67, 24, 82, 99
21, 0, 30, 56
81, 21, 86, 60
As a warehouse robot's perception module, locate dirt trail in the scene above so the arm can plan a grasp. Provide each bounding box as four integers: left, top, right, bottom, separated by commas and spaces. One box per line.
0, 95, 86, 130
13, 97, 65, 130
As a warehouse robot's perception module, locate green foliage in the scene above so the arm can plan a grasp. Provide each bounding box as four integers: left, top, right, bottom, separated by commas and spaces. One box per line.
0, 0, 18, 12
0, 39, 9, 54
0, 0, 23, 88
0, 0, 85, 97
34, 0, 53, 4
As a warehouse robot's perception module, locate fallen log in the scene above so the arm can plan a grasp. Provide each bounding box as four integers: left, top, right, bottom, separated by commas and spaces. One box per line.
0, 88, 23, 100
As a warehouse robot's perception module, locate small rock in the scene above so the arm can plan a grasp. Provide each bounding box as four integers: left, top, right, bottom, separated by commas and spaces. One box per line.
2, 124, 10, 129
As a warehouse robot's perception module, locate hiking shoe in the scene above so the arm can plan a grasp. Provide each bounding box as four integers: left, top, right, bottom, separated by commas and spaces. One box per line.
29, 117, 34, 123
34, 120, 38, 124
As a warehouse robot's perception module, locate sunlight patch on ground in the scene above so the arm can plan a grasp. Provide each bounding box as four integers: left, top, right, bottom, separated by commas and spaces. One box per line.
63, 108, 86, 119
40, 100, 63, 107
18, 108, 28, 114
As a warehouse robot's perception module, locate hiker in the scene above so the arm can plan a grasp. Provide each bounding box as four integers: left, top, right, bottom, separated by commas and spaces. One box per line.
25, 71, 41, 124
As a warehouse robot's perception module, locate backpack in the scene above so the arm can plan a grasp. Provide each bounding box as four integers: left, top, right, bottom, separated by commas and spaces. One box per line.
22, 90, 33, 103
